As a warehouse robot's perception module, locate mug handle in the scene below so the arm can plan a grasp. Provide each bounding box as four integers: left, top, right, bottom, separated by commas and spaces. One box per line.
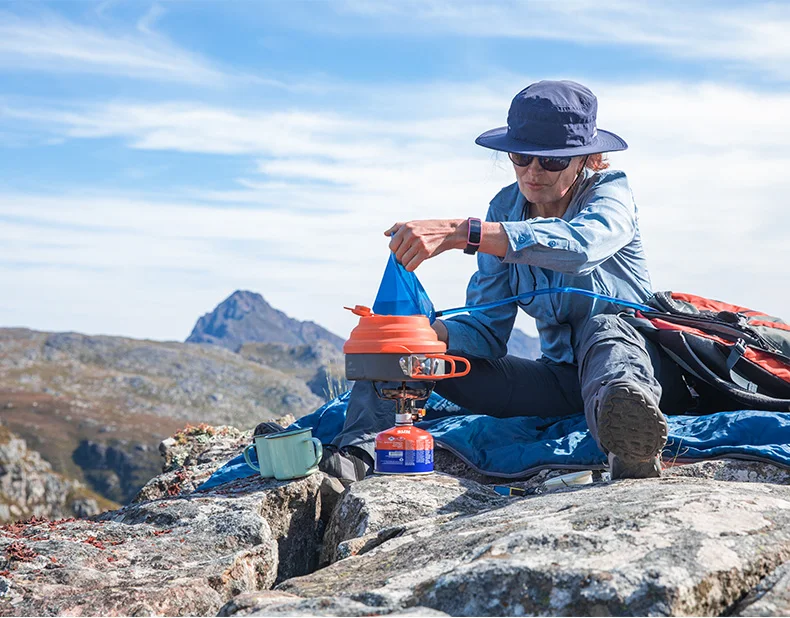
310, 438, 323, 468
243, 444, 260, 472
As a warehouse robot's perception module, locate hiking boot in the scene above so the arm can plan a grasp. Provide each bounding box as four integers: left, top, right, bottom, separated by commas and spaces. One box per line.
596, 380, 668, 480
319, 444, 373, 486
608, 452, 662, 480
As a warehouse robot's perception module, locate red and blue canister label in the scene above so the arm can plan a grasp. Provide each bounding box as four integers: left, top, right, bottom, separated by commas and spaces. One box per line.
375, 425, 434, 475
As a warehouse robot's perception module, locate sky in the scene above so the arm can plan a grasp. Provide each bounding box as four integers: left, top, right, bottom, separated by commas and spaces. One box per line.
1, 0, 789, 342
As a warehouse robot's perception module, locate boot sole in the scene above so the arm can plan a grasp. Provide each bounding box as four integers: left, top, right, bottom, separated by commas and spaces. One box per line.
597, 382, 668, 464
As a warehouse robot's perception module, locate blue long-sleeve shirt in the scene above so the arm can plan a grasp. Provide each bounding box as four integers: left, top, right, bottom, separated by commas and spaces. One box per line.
443, 168, 652, 365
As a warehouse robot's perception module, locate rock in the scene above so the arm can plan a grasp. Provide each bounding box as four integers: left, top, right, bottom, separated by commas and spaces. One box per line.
320, 474, 507, 565
218, 590, 449, 616
158, 415, 294, 476
664, 458, 790, 484
0, 473, 325, 617
734, 559, 790, 616
71, 498, 100, 519
132, 466, 214, 504
158, 425, 248, 475
0, 425, 107, 524
159, 436, 177, 456
279, 475, 790, 616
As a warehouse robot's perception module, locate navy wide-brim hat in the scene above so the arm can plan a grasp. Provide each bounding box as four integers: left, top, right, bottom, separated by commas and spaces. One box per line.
476, 80, 627, 157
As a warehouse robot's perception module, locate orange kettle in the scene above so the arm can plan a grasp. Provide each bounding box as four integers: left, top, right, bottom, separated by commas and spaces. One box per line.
343, 305, 470, 381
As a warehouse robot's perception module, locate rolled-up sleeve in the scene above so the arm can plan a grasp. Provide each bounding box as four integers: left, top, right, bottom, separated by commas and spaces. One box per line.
501, 171, 636, 275
443, 204, 517, 360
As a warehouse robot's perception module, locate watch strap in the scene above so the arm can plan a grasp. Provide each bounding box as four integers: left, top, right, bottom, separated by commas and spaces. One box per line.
463, 217, 482, 255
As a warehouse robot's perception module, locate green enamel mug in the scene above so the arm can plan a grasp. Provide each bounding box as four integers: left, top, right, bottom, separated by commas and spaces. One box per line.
265, 428, 323, 480
243, 434, 275, 478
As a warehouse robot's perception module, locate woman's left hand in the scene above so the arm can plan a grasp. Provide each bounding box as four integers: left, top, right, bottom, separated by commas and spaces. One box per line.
385, 219, 466, 271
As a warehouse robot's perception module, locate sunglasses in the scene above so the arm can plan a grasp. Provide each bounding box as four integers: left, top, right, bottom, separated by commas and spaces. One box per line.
508, 152, 572, 172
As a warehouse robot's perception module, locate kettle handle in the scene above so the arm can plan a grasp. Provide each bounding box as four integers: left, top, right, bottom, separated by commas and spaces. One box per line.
409, 354, 471, 379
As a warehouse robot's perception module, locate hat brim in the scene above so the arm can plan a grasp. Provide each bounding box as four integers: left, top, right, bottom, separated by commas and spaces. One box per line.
475, 126, 627, 157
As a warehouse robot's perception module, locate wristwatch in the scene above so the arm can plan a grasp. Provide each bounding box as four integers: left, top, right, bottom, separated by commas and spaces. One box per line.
463, 217, 482, 255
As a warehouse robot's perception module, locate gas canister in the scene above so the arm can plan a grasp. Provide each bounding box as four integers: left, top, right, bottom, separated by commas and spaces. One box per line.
375, 413, 434, 475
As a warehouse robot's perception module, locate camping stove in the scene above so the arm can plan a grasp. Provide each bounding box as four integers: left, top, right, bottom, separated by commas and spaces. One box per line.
343, 305, 471, 474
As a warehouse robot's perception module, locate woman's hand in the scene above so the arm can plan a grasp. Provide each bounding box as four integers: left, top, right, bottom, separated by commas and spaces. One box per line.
431, 319, 449, 344
385, 219, 466, 271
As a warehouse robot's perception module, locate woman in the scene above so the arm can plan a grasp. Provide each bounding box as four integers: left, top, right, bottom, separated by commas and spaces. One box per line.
321, 80, 692, 483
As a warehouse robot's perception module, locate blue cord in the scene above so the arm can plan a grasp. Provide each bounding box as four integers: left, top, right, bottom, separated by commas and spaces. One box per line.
434, 286, 653, 318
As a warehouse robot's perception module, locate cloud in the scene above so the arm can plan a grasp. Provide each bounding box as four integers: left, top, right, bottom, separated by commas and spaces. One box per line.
1, 76, 789, 340
0, 192, 411, 340
332, 0, 790, 82
0, 9, 228, 86
137, 4, 166, 35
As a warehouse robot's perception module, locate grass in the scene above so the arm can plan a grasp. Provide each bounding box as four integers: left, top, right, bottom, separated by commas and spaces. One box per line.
0, 424, 11, 446
322, 364, 350, 401
664, 438, 689, 469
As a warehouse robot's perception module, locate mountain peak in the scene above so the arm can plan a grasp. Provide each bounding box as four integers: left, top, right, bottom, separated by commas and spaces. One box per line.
218, 290, 272, 320
186, 290, 344, 352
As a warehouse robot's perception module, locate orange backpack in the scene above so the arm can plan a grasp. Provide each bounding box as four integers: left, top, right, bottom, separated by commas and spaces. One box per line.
625, 292, 790, 412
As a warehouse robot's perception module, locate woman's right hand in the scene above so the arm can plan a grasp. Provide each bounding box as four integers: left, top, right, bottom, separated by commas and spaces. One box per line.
384, 219, 466, 271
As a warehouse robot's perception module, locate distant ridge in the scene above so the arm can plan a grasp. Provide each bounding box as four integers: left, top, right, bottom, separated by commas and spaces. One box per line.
186, 290, 345, 352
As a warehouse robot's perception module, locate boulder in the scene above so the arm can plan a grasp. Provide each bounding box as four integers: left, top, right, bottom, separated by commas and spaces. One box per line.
320, 474, 508, 565
279, 473, 790, 616
218, 590, 449, 616
0, 473, 324, 617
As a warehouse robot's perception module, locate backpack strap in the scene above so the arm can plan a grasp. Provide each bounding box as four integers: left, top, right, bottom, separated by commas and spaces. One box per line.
726, 340, 758, 393
663, 330, 790, 411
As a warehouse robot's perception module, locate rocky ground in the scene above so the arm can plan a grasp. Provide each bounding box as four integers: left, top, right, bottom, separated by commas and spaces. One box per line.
2, 424, 790, 616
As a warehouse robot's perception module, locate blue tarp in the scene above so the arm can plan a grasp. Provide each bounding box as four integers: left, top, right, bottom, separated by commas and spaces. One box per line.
197, 390, 790, 491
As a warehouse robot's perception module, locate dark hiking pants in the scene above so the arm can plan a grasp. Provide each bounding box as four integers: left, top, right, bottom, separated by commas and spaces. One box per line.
332, 314, 693, 458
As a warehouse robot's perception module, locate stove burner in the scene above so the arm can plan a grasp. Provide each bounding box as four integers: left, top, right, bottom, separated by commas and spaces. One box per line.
373, 381, 435, 422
